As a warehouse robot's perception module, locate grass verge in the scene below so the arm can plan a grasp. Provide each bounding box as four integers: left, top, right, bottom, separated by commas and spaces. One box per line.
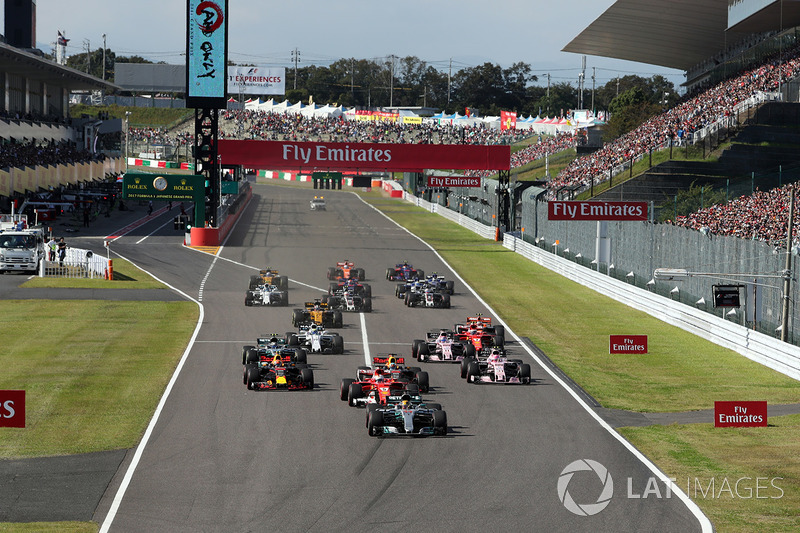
21, 256, 167, 289
0, 300, 197, 458
361, 191, 800, 533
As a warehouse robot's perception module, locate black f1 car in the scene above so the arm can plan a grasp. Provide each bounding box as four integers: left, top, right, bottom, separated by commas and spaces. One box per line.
404, 288, 451, 308
243, 358, 314, 391
323, 290, 372, 312
386, 262, 424, 281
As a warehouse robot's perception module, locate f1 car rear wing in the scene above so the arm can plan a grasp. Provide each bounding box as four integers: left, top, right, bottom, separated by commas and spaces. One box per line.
336, 261, 355, 268
259, 268, 279, 275
465, 316, 493, 325
304, 301, 329, 309
373, 355, 405, 366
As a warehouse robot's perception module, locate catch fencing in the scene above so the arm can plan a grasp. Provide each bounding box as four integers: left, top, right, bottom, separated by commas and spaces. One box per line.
401, 191, 800, 379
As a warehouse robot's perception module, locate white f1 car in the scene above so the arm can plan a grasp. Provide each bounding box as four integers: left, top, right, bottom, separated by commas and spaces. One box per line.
245, 284, 289, 306
286, 324, 344, 354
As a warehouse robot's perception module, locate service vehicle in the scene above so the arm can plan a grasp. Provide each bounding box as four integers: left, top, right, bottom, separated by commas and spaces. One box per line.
0, 216, 47, 273
310, 195, 326, 210
244, 284, 289, 306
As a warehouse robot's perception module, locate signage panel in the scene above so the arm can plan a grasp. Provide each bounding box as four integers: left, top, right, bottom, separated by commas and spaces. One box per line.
609, 335, 648, 354
714, 401, 768, 427
228, 66, 285, 95
217, 140, 510, 172
548, 201, 648, 221
121, 172, 206, 201
0, 390, 25, 428
427, 176, 481, 188
186, 0, 229, 108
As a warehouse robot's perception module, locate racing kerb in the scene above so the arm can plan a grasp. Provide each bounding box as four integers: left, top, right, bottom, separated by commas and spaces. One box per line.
402, 192, 800, 382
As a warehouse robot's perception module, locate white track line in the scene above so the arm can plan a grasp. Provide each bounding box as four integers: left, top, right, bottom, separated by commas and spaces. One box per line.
360, 312, 371, 366
354, 192, 713, 533
99, 253, 205, 533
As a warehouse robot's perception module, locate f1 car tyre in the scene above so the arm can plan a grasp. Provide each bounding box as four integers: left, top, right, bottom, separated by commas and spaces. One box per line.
328, 282, 338, 295
433, 410, 448, 435
363, 297, 372, 312
301, 368, 314, 389
340, 378, 355, 401
242, 345, 256, 364
411, 339, 424, 358
494, 325, 505, 339
333, 335, 344, 354
362, 283, 372, 298
425, 402, 442, 411
405, 383, 420, 395
294, 348, 307, 364
348, 382, 364, 406
292, 309, 304, 326
415, 371, 430, 393
417, 343, 429, 359
460, 356, 474, 379
519, 363, 532, 384
246, 367, 260, 390
464, 343, 476, 358
355, 268, 366, 280
493, 335, 504, 348
278, 275, 289, 290
466, 361, 481, 382
386, 268, 394, 280
333, 310, 343, 328
327, 267, 336, 280
249, 275, 261, 289
368, 411, 384, 436
245, 348, 259, 365
442, 293, 451, 308
445, 280, 455, 294
243, 363, 257, 384
396, 284, 406, 298
244, 296, 253, 306
404, 292, 412, 307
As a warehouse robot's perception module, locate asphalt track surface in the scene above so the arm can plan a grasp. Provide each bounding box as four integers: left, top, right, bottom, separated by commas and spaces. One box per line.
2, 184, 711, 531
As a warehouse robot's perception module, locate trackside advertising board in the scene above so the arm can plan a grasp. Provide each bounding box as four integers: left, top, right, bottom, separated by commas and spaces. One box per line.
228, 66, 285, 95
427, 176, 481, 187
548, 201, 648, 221
714, 401, 768, 427
217, 140, 510, 172
0, 390, 25, 428
186, 0, 228, 109
609, 335, 648, 354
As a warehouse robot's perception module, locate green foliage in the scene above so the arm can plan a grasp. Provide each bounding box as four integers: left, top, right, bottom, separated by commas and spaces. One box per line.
658, 181, 727, 222
603, 86, 661, 141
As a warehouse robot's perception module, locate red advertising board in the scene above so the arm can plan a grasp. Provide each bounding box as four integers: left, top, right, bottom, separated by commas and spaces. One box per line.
217, 140, 510, 172
0, 390, 25, 428
714, 401, 768, 427
427, 176, 481, 188
609, 335, 648, 354
548, 201, 648, 221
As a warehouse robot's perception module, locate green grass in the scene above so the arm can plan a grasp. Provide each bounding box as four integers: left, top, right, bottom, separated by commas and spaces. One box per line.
362, 190, 800, 533
620, 416, 800, 533
22, 256, 167, 288
70, 104, 192, 129
0, 523, 96, 533
0, 300, 197, 458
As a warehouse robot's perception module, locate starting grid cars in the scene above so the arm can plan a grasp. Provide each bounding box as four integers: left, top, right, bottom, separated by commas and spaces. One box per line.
240, 260, 530, 438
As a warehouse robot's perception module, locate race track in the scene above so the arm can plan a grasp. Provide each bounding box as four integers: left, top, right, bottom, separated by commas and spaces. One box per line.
97, 182, 709, 532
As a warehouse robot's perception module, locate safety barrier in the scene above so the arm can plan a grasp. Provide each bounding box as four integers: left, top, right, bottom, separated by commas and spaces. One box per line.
401, 191, 800, 381
40, 247, 108, 279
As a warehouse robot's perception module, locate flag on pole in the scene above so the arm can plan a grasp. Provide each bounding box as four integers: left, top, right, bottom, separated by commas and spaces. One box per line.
57, 31, 69, 46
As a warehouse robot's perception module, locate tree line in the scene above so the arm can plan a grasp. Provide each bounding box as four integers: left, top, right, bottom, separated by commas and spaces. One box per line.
65, 48, 679, 137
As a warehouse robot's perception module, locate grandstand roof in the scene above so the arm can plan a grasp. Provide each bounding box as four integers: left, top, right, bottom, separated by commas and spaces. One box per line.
0, 41, 119, 92
562, 0, 733, 71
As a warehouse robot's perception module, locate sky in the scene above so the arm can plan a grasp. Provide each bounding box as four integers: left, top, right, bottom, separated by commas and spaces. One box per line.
25, 0, 686, 92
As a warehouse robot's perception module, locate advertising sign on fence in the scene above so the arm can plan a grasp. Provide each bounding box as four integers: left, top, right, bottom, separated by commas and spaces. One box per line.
228, 66, 285, 95
427, 176, 481, 188
548, 201, 648, 221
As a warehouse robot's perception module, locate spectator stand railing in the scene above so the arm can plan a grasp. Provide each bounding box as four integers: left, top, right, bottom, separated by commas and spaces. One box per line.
40, 247, 107, 279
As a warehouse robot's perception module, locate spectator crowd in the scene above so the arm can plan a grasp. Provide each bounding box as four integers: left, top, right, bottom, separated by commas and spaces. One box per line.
0, 139, 103, 170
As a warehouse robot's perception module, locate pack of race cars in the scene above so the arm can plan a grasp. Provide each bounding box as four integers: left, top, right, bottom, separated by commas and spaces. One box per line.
239, 261, 531, 438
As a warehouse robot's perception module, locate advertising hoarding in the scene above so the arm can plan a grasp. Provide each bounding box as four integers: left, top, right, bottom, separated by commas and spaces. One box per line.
228, 66, 285, 95
186, 0, 229, 108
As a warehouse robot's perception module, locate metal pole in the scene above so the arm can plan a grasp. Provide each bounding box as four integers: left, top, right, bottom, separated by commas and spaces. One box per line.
780, 188, 794, 342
